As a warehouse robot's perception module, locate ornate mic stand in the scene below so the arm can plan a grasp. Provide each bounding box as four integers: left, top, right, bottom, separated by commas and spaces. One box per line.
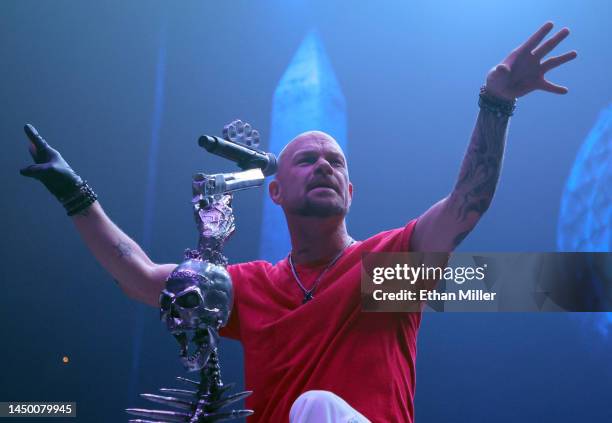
127, 121, 265, 422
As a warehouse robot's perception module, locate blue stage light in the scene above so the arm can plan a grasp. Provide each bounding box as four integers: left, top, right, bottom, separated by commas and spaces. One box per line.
259, 30, 347, 262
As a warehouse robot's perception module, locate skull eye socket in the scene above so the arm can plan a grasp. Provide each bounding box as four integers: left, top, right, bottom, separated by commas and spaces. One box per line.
177, 291, 202, 308
160, 293, 172, 309
205, 290, 227, 309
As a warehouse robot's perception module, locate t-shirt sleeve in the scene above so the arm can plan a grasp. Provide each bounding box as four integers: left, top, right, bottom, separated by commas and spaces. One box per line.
360, 219, 418, 253
219, 263, 243, 340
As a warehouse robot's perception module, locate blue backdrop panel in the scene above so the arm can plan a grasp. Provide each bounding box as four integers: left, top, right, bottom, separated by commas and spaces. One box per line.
259, 30, 347, 263
557, 103, 612, 335
558, 103, 612, 253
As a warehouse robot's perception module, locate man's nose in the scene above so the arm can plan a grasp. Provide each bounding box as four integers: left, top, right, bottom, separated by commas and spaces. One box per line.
314, 158, 333, 174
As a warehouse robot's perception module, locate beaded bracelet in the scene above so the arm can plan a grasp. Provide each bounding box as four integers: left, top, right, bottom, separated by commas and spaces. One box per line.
478, 86, 517, 118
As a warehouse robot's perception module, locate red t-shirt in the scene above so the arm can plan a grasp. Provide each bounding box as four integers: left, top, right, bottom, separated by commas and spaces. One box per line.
220, 220, 420, 422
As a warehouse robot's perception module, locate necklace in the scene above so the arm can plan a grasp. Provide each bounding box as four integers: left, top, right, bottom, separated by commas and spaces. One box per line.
288, 238, 355, 304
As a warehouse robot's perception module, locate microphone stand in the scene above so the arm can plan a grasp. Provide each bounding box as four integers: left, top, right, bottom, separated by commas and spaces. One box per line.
126, 120, 266, 422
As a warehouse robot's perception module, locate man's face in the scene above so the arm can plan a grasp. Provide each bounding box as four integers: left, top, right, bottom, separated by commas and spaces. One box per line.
269, 131, 353, 218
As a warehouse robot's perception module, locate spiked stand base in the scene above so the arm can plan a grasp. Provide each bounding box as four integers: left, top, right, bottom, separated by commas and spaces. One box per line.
126, 350, 253, 423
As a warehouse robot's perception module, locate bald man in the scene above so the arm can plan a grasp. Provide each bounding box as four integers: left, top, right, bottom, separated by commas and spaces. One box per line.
21, 22, 576, 423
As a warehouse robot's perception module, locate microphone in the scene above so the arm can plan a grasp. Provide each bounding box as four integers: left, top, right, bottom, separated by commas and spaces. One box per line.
198, 135, 278, 176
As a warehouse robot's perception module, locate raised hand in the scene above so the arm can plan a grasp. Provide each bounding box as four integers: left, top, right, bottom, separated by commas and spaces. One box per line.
485, 22, 577, 100
19, 124, 83, 201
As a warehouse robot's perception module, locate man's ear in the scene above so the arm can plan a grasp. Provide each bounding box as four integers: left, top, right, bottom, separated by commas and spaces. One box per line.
269, 180, 282, 205
348, 182, 354, 206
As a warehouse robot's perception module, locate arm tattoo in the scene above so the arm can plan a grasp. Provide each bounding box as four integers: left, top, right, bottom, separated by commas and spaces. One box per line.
114, 240, 133, 259
451, 109, 510, 246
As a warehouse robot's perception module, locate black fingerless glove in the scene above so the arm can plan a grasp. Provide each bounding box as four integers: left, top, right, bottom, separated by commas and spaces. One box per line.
19, 124, 97, 216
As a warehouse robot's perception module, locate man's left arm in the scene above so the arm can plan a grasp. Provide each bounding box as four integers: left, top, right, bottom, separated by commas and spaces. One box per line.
410, 22, 577, 252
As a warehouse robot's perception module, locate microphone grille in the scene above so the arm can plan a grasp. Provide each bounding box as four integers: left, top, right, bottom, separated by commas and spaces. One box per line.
263, 153, 278, 176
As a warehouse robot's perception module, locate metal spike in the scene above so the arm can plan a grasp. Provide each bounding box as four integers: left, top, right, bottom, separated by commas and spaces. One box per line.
207, 391, 252, 411
196, 383, 234, 402
202, 409, 254, 421
125, 408, 190, 422
214, 383, 235, 395
140, 393, 195, 410
196, 382, 236, 402
175, 376, 200, 386
159, 388, 198, 397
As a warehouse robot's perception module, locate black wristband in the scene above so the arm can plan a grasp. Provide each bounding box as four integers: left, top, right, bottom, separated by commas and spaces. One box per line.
478, 86, 516, 117
63, 181, 98, 216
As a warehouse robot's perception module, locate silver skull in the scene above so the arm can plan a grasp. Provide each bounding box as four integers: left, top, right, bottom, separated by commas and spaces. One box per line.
160, 257, 233, 372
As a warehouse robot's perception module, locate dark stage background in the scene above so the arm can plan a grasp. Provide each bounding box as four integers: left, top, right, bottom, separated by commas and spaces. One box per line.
1, 1, 611, 422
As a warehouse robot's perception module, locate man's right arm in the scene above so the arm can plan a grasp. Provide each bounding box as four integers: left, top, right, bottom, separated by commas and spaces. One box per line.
71, 202, 175, 307
20, 124, 175, 308
409, 22, 576, 253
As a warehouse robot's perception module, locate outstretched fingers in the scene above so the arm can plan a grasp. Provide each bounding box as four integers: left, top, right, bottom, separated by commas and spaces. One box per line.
542, 50, 578, 72
532, 27, 570, 58
520, 22, 554, 52
540, 79, 569, 94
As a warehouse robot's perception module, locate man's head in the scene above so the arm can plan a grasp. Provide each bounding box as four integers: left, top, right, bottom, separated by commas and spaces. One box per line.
269, 131, 352, 218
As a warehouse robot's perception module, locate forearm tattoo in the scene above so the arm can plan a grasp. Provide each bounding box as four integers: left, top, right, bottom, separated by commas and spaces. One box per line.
453, 109, 509, 226
114, 240, 133, 259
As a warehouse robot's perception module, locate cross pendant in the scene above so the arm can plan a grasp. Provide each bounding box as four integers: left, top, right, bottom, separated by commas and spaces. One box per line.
302, 292, 314, 304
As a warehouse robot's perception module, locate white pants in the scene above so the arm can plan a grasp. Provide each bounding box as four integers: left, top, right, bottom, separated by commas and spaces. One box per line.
289, 390, 371, 423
